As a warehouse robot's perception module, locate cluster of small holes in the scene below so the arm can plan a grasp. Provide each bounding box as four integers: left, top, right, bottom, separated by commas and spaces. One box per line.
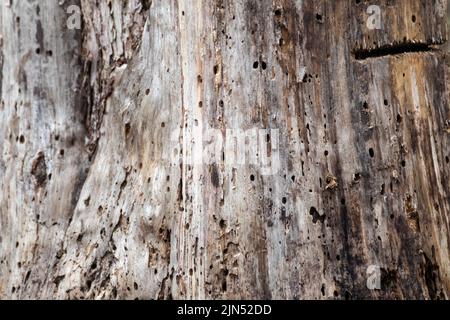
253, 60, 267, 70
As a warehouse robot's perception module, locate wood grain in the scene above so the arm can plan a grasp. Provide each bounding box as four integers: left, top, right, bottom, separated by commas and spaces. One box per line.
0, 0, 448, 299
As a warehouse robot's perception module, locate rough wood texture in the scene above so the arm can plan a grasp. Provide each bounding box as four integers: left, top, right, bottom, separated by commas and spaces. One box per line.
0, 0, 449, 299
0, 0, 90, 298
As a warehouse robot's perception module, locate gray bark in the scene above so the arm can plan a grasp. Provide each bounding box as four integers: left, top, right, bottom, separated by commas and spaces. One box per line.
0, 0, 449, 300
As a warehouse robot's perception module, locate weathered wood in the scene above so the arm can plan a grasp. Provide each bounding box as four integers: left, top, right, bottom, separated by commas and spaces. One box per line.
0, 0, 449, 299
0, 0, 90, 298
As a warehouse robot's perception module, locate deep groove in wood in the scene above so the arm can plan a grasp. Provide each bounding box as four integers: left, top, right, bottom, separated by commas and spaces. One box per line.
353, 42, 441, 60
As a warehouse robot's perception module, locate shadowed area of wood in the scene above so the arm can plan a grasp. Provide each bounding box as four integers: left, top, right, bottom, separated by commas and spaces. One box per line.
0, 0, 448, 299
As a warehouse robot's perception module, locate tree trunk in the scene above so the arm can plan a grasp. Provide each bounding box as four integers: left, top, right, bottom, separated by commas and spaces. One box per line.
0, 0, 449, 300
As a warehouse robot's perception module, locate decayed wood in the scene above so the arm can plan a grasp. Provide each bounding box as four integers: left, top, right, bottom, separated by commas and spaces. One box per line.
0, 0, 449, 299
0, 0, 90, 298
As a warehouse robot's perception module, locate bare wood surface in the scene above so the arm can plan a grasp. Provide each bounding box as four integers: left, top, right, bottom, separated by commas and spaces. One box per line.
0, 0, 449, 299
